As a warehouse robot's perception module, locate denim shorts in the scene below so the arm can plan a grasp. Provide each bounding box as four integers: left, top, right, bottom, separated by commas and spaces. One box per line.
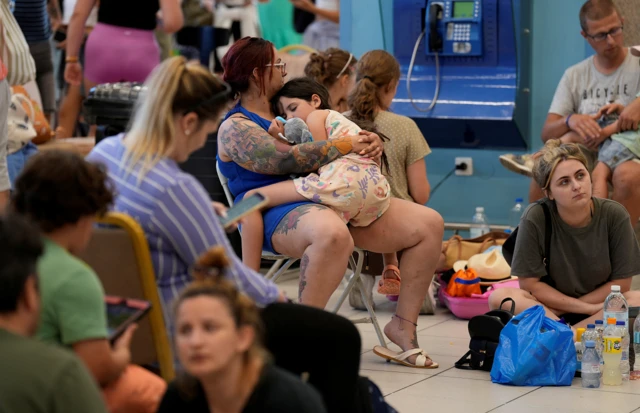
598, 139, 637, 170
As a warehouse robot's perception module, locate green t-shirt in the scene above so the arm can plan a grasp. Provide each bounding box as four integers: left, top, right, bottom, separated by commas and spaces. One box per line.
36, 238, 108, 346
0, 328, 108, 413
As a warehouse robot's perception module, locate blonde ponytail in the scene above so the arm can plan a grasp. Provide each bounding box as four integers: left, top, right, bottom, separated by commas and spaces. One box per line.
122, 56, 231, 179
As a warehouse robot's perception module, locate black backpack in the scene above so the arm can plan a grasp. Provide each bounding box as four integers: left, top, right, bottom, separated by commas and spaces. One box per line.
502, 201, 554, 287
455, 298, 515, 371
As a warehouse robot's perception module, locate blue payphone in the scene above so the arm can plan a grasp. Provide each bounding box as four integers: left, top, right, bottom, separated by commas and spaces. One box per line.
426, 0, 483, 56
389, 0, 531, 150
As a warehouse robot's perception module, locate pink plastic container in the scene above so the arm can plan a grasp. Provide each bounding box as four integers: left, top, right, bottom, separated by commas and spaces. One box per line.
438, 287, 490, 320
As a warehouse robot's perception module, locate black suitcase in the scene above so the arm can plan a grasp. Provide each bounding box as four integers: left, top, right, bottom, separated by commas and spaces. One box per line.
83, 82, 144, 143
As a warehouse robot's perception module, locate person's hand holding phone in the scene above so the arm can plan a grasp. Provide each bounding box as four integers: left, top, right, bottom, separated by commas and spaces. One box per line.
112, 324, 136, 370
212, 201, 240, 233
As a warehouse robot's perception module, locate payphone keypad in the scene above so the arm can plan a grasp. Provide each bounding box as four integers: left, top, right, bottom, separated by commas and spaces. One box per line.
453, 24, 471, 41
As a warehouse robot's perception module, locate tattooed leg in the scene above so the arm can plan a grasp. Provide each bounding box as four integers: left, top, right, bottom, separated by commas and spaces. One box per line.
298, 253, 310, 302
271, 205, 354, 308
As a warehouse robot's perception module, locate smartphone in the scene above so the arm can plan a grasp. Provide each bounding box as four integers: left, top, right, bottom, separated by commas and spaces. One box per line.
219, 193, 269, 229
105, 296, 151, 343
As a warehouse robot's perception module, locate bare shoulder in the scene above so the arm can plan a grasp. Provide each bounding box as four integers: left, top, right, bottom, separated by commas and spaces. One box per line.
306, 109, 330, 125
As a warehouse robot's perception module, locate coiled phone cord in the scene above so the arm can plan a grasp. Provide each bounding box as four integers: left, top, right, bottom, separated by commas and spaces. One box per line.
407, 29, 441, 112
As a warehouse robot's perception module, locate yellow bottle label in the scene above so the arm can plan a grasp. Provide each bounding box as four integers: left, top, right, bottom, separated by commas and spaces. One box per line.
604, 337, 622, 354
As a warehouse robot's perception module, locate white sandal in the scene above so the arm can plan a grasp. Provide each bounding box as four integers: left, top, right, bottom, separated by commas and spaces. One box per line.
373, 346, 439, 369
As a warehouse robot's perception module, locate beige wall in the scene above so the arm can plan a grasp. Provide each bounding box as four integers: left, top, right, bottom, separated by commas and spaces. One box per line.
615, 0, 640, 46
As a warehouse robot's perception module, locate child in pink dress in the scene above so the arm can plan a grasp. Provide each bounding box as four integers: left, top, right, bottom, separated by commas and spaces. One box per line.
240, 78, 390, 271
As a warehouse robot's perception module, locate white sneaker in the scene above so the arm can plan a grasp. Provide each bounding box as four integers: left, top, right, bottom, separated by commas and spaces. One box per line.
499, 154, 534, 177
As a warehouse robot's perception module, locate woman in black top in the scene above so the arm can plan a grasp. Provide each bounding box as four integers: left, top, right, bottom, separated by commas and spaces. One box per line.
157, 247, 327, 413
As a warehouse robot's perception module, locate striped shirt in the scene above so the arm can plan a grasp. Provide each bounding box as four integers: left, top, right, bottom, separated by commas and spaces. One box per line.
87, 135, 280, 328
13, 0, 51, 43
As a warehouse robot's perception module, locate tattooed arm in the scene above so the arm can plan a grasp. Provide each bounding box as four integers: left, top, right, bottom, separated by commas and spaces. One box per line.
218, 116, 382, 175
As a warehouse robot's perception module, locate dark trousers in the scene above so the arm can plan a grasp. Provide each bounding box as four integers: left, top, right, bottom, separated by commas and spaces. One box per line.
261, 303, 362, 413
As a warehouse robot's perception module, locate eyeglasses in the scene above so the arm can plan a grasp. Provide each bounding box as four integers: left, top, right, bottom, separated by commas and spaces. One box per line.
586, 26, 623, 42
266, 62, 287, 74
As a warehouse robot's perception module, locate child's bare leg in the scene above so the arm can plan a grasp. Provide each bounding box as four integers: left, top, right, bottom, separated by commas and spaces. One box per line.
592, 162, 612, 199
246, 180, 307, 207
241, 210, 265, 271
241, 181, 308, 270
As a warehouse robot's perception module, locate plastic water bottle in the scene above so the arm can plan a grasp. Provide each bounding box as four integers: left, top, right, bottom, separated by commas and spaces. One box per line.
603, 318, 623, 386
633, 316, 640, 380
470, 207, 490, 238
604, 285, 629, 327
582, 341, 601, 388
583, 324, 598, 345
617, 321, 630, 381
595, 320, 605, 363
508, 198, 524, 233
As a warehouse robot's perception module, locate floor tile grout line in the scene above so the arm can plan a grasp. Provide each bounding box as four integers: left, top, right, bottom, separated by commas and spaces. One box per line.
565, 386, 640, 397
381, 375, 435, 398
483, 387, 542, 413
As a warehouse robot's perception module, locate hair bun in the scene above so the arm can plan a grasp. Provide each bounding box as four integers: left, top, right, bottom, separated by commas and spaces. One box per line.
305, 53, 328, 84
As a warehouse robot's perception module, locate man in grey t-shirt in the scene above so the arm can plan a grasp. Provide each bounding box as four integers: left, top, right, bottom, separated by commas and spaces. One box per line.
501, 0, 640, 224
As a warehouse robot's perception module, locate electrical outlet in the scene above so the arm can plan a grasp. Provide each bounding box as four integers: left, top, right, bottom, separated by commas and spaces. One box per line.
455, 157, 473, 176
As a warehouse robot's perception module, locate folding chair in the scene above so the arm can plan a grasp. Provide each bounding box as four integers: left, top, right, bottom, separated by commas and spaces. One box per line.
216, 161, 387, 347
78, 212, 175, 381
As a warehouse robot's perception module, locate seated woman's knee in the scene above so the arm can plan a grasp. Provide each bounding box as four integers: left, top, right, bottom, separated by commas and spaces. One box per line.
488, 288, 519, 310
415, 207, 444, 240
315, 221, 354, 252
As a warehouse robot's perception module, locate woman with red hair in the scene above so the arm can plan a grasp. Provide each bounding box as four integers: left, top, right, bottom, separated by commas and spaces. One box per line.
217, 37, 445, 369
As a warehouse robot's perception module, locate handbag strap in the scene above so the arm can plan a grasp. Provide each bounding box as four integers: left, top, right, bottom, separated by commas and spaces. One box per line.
540, 202, 552, 278
498, 297, 516, 315
454, 351, 475, 370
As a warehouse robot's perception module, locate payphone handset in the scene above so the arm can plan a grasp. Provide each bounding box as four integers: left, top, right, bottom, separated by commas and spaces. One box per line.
425, 0, 483, 56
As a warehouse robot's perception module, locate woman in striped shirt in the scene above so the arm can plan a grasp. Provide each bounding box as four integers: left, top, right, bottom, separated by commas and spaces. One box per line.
87, 57, 284, 325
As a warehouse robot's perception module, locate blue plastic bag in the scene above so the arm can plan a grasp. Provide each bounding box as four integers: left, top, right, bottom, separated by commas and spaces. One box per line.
490, 305, 576, 386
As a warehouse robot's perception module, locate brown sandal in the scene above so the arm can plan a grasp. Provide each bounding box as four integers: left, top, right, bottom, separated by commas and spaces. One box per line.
377, 265, 401, 295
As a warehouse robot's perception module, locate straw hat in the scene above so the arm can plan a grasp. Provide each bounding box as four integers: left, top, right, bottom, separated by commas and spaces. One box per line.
453, 249, 516, 286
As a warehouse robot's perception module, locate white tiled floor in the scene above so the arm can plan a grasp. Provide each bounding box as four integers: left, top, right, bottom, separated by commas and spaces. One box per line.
275, 270, 640, 413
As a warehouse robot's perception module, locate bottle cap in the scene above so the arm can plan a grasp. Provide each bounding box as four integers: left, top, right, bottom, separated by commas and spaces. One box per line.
515, 198, 523, 203
587, 324, 595, 329
576, 327, 586, 341
476, 207, 484, 213
616, 321, 625, 326
585, 340, 595, 348
595, 320, 604, 325
611, 285, 621, 292
607, 318, 617, 324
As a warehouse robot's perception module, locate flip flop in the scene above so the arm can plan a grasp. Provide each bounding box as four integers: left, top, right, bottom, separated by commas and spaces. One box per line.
377, 265, 401, 296
373, 346, 439, 369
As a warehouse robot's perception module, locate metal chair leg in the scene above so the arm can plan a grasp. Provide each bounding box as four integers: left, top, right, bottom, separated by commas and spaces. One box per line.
270, 258, 298, 283
264, 258, 284, 280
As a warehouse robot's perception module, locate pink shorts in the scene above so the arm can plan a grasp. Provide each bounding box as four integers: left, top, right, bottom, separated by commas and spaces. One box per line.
84, 23, 160, 84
